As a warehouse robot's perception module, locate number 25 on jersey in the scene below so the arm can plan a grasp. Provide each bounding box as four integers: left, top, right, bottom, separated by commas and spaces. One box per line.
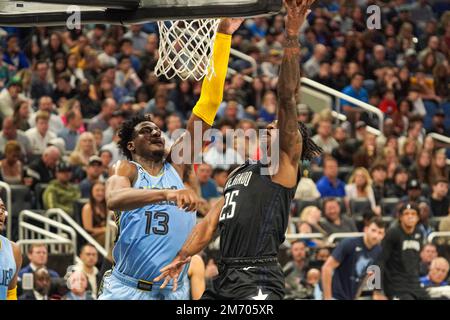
219, 190, 239, 222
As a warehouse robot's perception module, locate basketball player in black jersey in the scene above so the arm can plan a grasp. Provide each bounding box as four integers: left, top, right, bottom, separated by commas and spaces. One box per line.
155, 0, 321, 300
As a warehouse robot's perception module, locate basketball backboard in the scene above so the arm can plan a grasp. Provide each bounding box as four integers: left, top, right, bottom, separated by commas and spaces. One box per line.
0, 0, 282, 26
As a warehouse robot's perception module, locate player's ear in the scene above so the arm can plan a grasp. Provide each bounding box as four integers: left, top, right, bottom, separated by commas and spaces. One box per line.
127, 141, 135, 152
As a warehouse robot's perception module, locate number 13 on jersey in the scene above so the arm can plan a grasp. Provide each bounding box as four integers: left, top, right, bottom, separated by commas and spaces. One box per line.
219, 190, 239, 222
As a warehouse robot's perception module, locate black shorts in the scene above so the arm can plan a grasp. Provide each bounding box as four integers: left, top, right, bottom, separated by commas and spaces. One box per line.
201, 257, 285, 300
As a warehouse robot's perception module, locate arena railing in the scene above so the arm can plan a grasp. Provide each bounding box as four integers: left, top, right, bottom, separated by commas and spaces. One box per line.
230, 48, 257, 78
300, 77, 385, 132
285, 233, 325, 241
45, 208, 108, 258
18, 210, 77, 262
427, 133, 450, 166
427, 231, 450, 244
326, 232, 364, 245
0, 181, 12, 239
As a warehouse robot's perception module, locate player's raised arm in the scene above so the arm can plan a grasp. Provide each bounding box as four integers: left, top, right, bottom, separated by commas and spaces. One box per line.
168, 18, 243, 175
106, 160, 201, 212
154, 197, 225, 290
272, 0, 318, 188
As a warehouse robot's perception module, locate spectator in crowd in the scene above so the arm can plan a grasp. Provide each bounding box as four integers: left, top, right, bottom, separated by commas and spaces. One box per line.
258, 90, 277, 123
400, 179, 429, 206
417, 201, 434, 240
99, 149, 113, 177
74, 244, 100, 298
58, 108, 83, 151
28, 96, 64, 134
62, 270, 94, 300
340, 73, 368, 125
386, 166, 409, 198
88, 98, 116, 132
316, 156, 346, 198
81, 181, 107, 246
353, 133, 378, 169
19, 268, 51, 300
311, 119, 338, 155
431, 149, 449, 181
25, 111, 56, 155
30, 60, 53, 100
294, 171, 321, 201
419, 243, 439, 277
0, 140, 25, 185
370, 163, 389, 206
163, 114, 184, 148
43, 162, 80, 216
345, 167, 380, 215
79, 156, 105, 198
197, 163, 220, 202
427, 110, 450, 136
320, 198, 357, 235
297, 206, 327, 248
375, 203, 429, 300
3, 34, 29, 70
69, 132, 98, 167
303, 44, 327, 78
420, 257, 449, 288
429, 178, 449, 217
12, 99, 31, 132
0, 78, 24, 119
0, 116, 32, 158
283, 241, 309, 295
409, 150, 433, 186
26, 145, 60, 186
322, 217, 385, 300
204, 134, 244, 171
97, 39, 117, 69
18, 244, 60, 280
212, 167, 228, 195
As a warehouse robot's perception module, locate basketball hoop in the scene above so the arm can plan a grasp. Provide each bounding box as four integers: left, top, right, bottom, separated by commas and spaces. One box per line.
155, 18, 221, 81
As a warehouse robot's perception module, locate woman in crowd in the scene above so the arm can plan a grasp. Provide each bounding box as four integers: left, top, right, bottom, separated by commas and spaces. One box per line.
69, 132, 97, 167
82, 181, 107, 246
0, 140, 25, 185
345, 167, 381, 215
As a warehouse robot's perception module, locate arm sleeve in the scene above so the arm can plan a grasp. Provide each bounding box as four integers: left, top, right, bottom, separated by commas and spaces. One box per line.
192, 33, 232, 126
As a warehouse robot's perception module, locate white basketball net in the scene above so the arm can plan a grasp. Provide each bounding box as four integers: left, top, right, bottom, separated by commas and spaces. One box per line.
155, 18, 221, 81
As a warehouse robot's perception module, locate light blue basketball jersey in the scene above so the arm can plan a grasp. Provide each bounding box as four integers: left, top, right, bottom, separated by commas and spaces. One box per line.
112, 161, 196, 287
0, 235, 16, 300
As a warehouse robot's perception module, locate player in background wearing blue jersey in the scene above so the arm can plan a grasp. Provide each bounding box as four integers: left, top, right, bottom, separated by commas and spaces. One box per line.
0, 197, 22, 300
98, 18, 244, 300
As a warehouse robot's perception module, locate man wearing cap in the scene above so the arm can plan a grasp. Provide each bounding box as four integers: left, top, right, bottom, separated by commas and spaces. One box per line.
374, 203, 429, 300
79, 156, 105, 198
400, 179, 429, 205
0, 78, 25, 119
43, 162, 80, 216
427, 110, 449, 136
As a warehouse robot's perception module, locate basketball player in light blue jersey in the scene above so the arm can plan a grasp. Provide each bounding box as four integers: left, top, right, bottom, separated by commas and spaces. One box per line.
98, 18, 244, 300
0, 197, 22, 300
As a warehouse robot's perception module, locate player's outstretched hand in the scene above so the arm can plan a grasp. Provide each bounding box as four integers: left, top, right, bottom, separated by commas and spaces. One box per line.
217, 17, 245, 35
166, 189, 202, 212
284, 0, 315, 36
154, 256, 191, 291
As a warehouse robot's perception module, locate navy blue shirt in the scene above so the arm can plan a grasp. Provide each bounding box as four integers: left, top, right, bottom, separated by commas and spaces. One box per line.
200, 179, 219, 200
316, 176, 346, 197
331, 237, 382, 300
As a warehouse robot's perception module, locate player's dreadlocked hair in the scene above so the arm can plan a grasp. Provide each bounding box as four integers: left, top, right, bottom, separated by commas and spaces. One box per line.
118, 114, 153, 160
298, 121, 323, 161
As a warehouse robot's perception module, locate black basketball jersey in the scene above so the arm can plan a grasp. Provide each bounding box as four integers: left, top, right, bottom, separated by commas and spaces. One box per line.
218, 160, 297, 259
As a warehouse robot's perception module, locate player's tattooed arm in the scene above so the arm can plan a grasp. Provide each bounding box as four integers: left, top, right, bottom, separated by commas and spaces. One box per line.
277, 0, 315, 163
155, 197, 225, 290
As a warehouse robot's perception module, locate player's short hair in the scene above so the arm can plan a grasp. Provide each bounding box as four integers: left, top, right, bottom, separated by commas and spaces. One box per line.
398, 202, 420, 216
118, 114, 153, 160
80, 243, 97, 254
